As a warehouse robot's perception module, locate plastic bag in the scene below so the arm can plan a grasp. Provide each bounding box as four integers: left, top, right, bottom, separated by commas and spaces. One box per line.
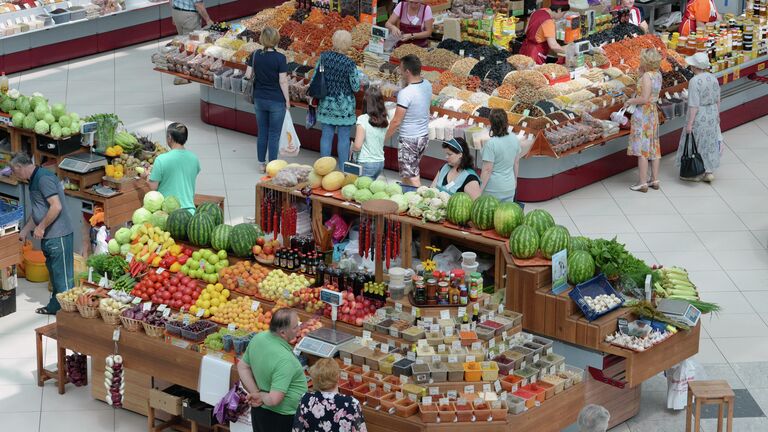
214, 383, 249, 423
279, 111, 301, 158
94, 226, 109, 255
665, 359, 699, 410
324, 214, 350, 244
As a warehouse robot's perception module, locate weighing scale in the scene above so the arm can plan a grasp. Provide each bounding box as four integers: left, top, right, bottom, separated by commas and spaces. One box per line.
656, 299, 702, 327
294, 288, 355, 358
59, 121, 106, 174
566, 40, 592, 68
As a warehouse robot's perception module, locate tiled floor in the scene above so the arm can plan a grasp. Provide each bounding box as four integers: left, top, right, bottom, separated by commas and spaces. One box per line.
1, 39, 768, 431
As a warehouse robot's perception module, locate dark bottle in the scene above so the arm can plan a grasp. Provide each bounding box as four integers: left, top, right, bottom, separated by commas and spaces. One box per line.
287, 250, 295, 271
472, 304, 479, 323
300, 253, 307, 274
353, 269, 367, 297
275, 249, 284, 269
330, 266, 341, 288
414, 281, 426, 305
316, 260, 327, 287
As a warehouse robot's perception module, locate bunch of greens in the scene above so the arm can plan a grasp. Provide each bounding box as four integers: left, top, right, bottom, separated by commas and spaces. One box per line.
86, 253, 129, 278
586, 237, 659, 288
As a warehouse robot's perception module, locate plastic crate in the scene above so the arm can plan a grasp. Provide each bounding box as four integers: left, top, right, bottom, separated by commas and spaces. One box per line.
0, 200, 23, 230
568, 273, 624, 321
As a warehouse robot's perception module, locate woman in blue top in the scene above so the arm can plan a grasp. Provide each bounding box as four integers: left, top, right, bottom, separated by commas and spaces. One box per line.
431, 137, 481, 198
247, 27, 290, 173
480, 109, 534, 202
314, 30, 361, 169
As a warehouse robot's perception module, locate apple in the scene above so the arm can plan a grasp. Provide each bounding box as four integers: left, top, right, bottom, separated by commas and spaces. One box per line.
217, 250, 228, 260
192, 251, 202, 261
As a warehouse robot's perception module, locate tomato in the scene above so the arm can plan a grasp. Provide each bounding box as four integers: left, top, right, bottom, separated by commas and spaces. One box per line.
181, 276, 191, 285
168, 285, 177, 294
172, 291, 182, 300
161, 291, 171, 300
154, 282, 162, 290
149, 274, 158, 283
182, 294, 192, 303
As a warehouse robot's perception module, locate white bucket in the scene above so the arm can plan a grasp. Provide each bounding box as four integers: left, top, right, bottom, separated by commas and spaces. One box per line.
388, 267, 406, 286
461, 251, 477, 266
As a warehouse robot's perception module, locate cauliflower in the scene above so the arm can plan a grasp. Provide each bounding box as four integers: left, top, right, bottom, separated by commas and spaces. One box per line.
424, 209, 445, 223
407, 206, 424, 218
438, 191, 451, 205
417, 186, 436, 198
428, 197, 443, 209
7, 89, 19, 99
407, 193, 423, 207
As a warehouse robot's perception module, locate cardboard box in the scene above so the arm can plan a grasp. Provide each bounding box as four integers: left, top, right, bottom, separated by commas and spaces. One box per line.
149, 385, 198, 416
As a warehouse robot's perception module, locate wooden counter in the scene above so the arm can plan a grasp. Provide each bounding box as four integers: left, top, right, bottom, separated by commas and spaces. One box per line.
0, 232, 21, 269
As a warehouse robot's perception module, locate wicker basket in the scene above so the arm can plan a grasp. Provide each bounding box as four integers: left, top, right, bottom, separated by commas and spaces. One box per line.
142, 322, 165, 338
120, 315, 144, 332
76, 303, 100, 319
57, 294, 78, 312
99, 308, 122, 326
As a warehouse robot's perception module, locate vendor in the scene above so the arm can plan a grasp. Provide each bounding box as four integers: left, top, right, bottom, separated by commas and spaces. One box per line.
679, 0, 719, 36
146, 122, 200, 214
519, 0, 570, 64
615, 0, 648, 33
430, 138, 481, 198
385, 0, 434, 48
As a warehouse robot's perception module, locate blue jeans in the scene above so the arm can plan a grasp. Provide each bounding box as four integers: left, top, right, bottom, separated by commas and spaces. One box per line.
41, 233, 74, 313
254, 98, 287, 163
320, 124, 352, 169
361, 161, 384, 179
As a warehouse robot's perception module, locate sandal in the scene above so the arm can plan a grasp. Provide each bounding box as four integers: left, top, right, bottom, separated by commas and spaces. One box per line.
649, 180, 660, 190
630, 183, 648, 193
35, 307, 55, 315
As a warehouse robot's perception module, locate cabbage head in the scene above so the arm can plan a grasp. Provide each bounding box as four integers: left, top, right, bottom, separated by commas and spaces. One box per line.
11, 112, 24, 128
341, 184, 357, 200
34, 120, 49, 135
31, 96, 47, 112
22, 115, 36, 130
108, 239, 120, 255
385, 183, 402, 196
0, 97, 15, 113
150, 211, 168, 231
389, 194, 408, 213
16, 97, 30, 115
70, 112, 80, 123
161, 195, 180, 213
58, 115, 71, 128
114, 227, 132, 244
132, 207, 152, 225
369, 180, 386, 194
372, 191, 389, 200
354, 176, 373, 190
61, 127, 72, 136
120, 243, 131, 255
33, 104, 48, 121
43, 113, 55, 125
353, 188, 373, 203
51, 103, 66, 120
143, 191, 164, 212
50, 124, 62, 139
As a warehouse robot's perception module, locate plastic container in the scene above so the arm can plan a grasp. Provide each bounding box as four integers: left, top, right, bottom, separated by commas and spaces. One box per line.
416, 345, 436, 358
543, 353, 565, 371
460, 330, 479, 347
492, 354, 516, 375
412, 363, 431, 384
490, 400, 508, 420
454, 401, 474, 422
541, 374, 566, 394
352, 383, 373, 401
522, 383, 547, 402
382, 375, 402, 392
23, 244, 49, 282
67, 6, 86, 20
461, 251, 477, 265
506, 395, 526, 414
392, 358, 414, 376
366, 388, 388, 409
419, 403, 439, 423
353, 347, 374, 366
523, 341, 544, 358
513, 366, 540, 385
533, 359, 554, 378
557, 372, 574, 389
502, 349, 526, 370
493, 316, 516, 333
447, 362, 465, 382
481, 361, 499, 382
563, 365, 585, 384
394, 398, 418, 418
49, 9, 71, 24
508, 345, 535, 364
443, 334, 460, 346
364, 316, 383, 332
536, 381, 556, 399
479, 319, 504, 335
365, 351, 388, 371
500, 374, 523, 392
429, 362, 448, 382
532, 336, 554, 354
402, 326, 425, 342
501, 310, 523, 327
362, 370, 381, 384
569, 273, 624, 321
375, 318, 394, 334
339, 380, 357, 396
473, 400, 492, 422
181, 320, 217, 342
426, 331, 443, 346
464, 362, 482, 382
438, 403, 456, 423
379, 355, 397, 375
475, 326, 496, 341
513, 389, 537, 408
402, 383, 427, 398
380, 392, 398, 411
338, 341, 363, 362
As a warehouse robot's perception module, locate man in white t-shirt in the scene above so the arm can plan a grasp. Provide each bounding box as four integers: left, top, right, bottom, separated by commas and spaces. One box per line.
385, 54, 433, 186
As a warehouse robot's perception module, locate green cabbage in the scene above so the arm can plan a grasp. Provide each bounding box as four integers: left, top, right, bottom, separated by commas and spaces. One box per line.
34, 120, 49, 135
353, 189, 373, 203
70, 112, 80, 123
120, 243, 130, 255
150, 211, 168, 230
369, 180, 386, 194
108, 239, 120, 255
61, 127, 71, 136
31, 96, 47, 112
341, 184, 357, 200
389, 194, 408, 213
355, 176, 373, 190
16, 97, 30, 115
372, 191, 389, 200
33, 104, 48, 121
58, 115, 71, 128
11, 112, 24, 127
114, 227, 131, 244
1, 97, 15, 113
50, 124, 62, 139
43, 113, 55, 125
143, 191, 164, 212
51, 103, 66, 120
22, 115, 36, 130
385, 183, 402, 196
161, 196, 180, 213
132, 207, 152, 225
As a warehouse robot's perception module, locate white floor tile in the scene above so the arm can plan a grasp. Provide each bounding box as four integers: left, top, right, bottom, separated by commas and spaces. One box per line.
737, 213, 768, 231
659, 181, 718, 197
228, 205, 256, 225
197, 157, 224, 174
226, 188, 256, 208
698, 291, 756, 314
223, 174, 260, 191
721, 194, 768, 213
614, 195, 677, 215
559, 182, 612, 199
707, 162, 757, 179
640, 232, 705, 252
692, 338, 727, 364
0, 332, 38, 358
684, 213, 748, 232
115, 408, 148, 432
686, 270, 739, 293
712, 250, 768, 270
519, 199, 569, 217
42, 383, 111, 412
699, 231, 765, 251
652, 250, 721, 271
39, 409, 114, 432
670, 196, 734, 214
727, 270, 768, 291
626, 213, 691, 233
0, 384, 43, 412
0, 357, 39, 385
0, 309, 49, 334
570, 214, 635, 234
1, 412, 40, 432
703, 314, 768, 338
115, 90, 164, 106
560, 197, 622, 216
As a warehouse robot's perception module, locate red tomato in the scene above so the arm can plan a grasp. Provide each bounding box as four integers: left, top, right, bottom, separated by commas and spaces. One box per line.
147, 287, 156, 296
149, 274, 158, 283
168, 285, 177, 294
181, 276, 191, 285
161, 291, 171, 300
172, 292, 182, 300
182, 295, 192, 303
154, 282, 162, 290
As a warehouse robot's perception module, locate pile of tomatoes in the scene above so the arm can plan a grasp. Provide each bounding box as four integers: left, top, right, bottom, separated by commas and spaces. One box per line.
131, 271, 202, 311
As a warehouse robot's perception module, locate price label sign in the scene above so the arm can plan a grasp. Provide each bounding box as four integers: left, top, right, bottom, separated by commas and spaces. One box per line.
362, 330, 372, 340
464, 385, 475, 394
143, 302, 152, 311
422, 396, 433, 405
451, 341, 462, 351
494, 380, 502, 393
344, 358, 352, 367
457, 307, 466, 317
444, 326, 454, 337
251, 301, 260, 312
488, 339, 496, 349
437, 344, 446, 353
432, 355, 441, 363
466, 355, 476, 362
162, 308, 171, 318
448, 355, 458, 363
227, 323, 237, 331
362, 365, 371, 373
429, 387, 440, 396
440, 310, 450, 320
400, 375, 409, 384
196, 308, 205, 318
482, 384, 492, 393
394, 302, 403, 313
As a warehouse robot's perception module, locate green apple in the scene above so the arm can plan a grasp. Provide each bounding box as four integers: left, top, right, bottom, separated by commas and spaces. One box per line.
208, 255, 219, 265
188, 259, 200, 270
217, 250, 227, 260
181, 265, 189, 275
192, 251, 202, 261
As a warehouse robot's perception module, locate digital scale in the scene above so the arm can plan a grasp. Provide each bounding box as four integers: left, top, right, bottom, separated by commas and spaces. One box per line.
59, 121, 106, 174
656, 299, 702, 327
294, 288, 355, 358
566, 40, 592, 68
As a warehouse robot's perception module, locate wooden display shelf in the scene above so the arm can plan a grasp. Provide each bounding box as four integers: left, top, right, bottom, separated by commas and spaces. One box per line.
385, 294, 491, 318
0, 232, 21, 269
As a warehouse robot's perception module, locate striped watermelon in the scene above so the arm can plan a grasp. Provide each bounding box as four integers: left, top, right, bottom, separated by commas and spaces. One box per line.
509, 224, 539, 259
523, 209, 555, 237
570, 236, 590, 252
229, 223, 259, 258
540, 225, 570, 258
167, 209, 193, 241
187, 213, 216, 247
493, 202, 524, 238
568, 250, 596, 285
446, 192, 473, 226
470, 195, 500, 230
210, 224, 233, 251
197, 202, 223, 226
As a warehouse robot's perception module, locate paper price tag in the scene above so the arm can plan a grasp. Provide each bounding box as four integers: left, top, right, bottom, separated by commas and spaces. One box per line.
457, 307, 466, 317
162, 308, 171, 318
143, 302, 152, 311
227, 323, 237, 331
471, 342, 482, 351
340, 371, 349, 381
125, 253, 134, 263
464, 385, 475, 394
196, 308, 205, 318
394, 302, 403, 313
88, 267, 94, 283
381, 344, 390, 353
502, 331, 509, 341
439, 397, 450, 406
384, 383, 392, 392
344, 358, 352, 366
363, 330, 372, 340
407, 351, 416, 361
400, 375, 409, 384
131, 297, 141, 305
422, 396, 433, 406
482, 384, 492, 393
533, 354, 540, 363
354, 374, 363, 383
444, 327, 454, 337
440, 310, 450, 320
546, 347, 553, 355
408, 393, 418, 402
412, 307, 419, 317
369, 383, 377, 391
488, 339, 496, 349
447, 390, 458, 399
437, 344, 446, 353
494, 380, 502, 393
451, 341, 461, 350
759, 63, 766, 71
432, 355, 441, 363
521, 361, 527, 369
426, 386, 439, 397
112, 328, 121, 341
430, 324, 440, 333
460, 323, 470, 332
448, 355, 458, 363
376, 309, 386, 319
389, 327, 399, 337
363, 365, 371, 373
466, 355, 476, 362
531, 375, 537, 383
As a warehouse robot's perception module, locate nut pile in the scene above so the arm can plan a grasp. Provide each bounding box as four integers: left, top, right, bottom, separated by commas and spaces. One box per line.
507, 54, 535, 70
537, 63, 569, 79
392, 44, 425, 60
504, 70, 548, 88
450, 57, 479, 77
424, 48, 460, 70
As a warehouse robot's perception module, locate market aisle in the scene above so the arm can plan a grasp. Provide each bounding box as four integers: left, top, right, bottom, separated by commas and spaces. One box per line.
0, 39, 767, 431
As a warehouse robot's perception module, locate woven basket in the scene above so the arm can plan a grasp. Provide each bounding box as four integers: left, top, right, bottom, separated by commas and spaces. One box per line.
99, 308, 122, 326
142, 322, 165, 338
76, 304, 100, 319
120, 316, 143, 332
57, 294, 78, 313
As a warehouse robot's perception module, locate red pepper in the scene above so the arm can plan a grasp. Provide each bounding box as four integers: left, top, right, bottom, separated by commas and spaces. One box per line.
385, 221, 391, 268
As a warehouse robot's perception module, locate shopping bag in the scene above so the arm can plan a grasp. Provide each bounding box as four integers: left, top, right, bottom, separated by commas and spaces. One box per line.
665, 359, 699, 410
679, 133, 705, 178
279, 111, 301, 158
243, 53, 255, 104
306, 106, 317, 129
610, 107, 630, 130
307, 58, 327, 99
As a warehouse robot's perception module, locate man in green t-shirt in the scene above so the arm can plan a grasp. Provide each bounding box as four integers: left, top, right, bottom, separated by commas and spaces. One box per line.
147, 122, 200, 213
237, 308, 307, 432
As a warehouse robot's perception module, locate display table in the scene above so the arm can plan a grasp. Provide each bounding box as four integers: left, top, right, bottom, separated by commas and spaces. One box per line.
0, 231, 21, 269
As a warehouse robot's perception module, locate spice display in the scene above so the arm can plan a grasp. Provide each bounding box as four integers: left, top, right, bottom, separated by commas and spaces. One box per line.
511, 102, 543, 116
425, 48, 461, 70
450, 57, 479, 77
496, 83, 516, 99
440, 71, 466, 88
488, 96, 514, 110
485, 62, 514, 86
507, 54, 536, 70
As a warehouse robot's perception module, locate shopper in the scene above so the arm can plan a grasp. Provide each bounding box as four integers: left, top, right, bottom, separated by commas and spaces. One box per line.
147, 122, 201, 213
10, 153, 74, 315
385, 0, 434, 48
248, 27, 291, 173
679, 0, 719, 36
519, 0, 569, 64
385, 54, 432, 187
352, 87, 389, 179
315, 30, 360, 170
614, 0, 648, 32
624, 48, 663, 193
237, 308, 307, 432
577, 404, 610, 432
480, 109, 533, 203
291, 359, 367, 432
675, 52, 722, 182
171, 0, 213, 84
431, 137, 481, 198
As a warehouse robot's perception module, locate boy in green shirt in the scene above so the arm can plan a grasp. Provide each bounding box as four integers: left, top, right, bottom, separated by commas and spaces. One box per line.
147, 122, 200, 213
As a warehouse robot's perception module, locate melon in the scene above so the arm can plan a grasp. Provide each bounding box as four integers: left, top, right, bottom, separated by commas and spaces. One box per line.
523, 209, 555, 237
229, 223, 260, 258
321, 171, 345, 191
266, 160, 288, 177
470, 195, 500, 230
568, 250, 596, 285
509, 224, 539, 259
197, 202, 223, 226
308, 171, 323, 188
210, 224, 233, 251
167, 209, 193, 241
187, 213, 215, 247
493, 202, 524, 237
313, 156, 337, 176
540, 225, 570, 259
570, 236, 590, 252
446, 192, 473, 226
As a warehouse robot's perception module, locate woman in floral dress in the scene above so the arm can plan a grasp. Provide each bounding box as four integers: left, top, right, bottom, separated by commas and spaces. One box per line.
675, 52, 722, 182
625, 48, 663, 193
292, 359, 367, 432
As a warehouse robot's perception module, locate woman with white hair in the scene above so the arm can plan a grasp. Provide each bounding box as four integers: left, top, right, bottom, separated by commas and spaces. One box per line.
312, 30, 361, 169
577, 404, 610, 432
675, 52, 722, 182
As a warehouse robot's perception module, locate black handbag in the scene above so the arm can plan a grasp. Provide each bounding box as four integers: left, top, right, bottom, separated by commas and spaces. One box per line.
307, 57, 327, 99
244, 52, 255, 104
679, 133, 705, 179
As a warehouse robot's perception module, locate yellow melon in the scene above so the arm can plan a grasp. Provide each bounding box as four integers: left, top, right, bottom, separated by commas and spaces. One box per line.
313, 157, 337, 176
308, 170, 323, 188
321, 171, 345, 191
266, 160, 288, 177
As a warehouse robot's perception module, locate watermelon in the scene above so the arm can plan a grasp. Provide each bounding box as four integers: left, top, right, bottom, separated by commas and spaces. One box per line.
187, 213, 216, 246
509, 224, 539, 259
570, 236, 590, 252
523, 209, 555, 237
446, 192, 473, 226
540, 225, 570, 259
167, 209, 193, 241
493, 202, 524, 237
568, 250, 596, 285
470, 195, 500, 230
197, 202, 223, 226
210, 224, 233, 251
229, 223, 260, 258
